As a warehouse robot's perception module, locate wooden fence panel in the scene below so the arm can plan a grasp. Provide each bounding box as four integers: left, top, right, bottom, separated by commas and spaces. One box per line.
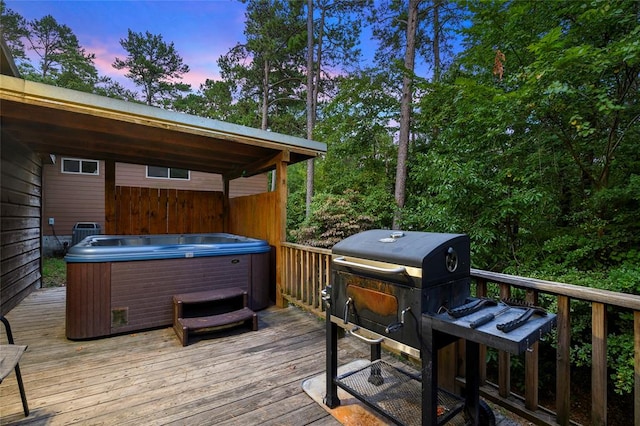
115, 186, 224, 234
228, 192, 278, 244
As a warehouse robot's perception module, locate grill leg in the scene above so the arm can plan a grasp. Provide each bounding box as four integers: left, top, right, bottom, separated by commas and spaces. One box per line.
368, 342, 384, 386
422, 322, 438, 426
325, 312, 340, 408
465, 340, 480, 425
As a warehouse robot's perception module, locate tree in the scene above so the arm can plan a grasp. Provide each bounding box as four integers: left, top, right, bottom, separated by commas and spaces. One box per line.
18, 14, 99, 91
113, 29, 191, 106
172, 79, 235, 120
392, 0, 419, 229
217, 0, 308, 139
93, 77, 138, 101
0, 0, 29, 65
368, 0, 463, 229
314, 70, 399, 227
304, 0, 364, 215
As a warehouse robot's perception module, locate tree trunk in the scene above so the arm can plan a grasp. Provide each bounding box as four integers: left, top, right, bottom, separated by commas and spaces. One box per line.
262, 59, 270, 131
393, 0, 419, 229
305, 0, 317, 218
433, 0, 441, 82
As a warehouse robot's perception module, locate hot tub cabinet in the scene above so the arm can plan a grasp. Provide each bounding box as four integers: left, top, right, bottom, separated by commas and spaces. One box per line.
64, 233, 271, 340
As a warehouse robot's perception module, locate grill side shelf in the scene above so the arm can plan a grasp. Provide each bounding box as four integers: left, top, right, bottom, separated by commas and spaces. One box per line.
425, 306, 557, 355
334, 359, 465, 426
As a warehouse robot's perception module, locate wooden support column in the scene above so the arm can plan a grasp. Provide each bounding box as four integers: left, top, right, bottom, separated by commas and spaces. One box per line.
275, 151, 289, 307
222, 177, 230, 232
104, 160, 116, 234
592, 302, 607, 425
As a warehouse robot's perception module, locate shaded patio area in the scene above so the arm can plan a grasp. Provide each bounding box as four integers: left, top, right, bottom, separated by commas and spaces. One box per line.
0, 288, 376, 425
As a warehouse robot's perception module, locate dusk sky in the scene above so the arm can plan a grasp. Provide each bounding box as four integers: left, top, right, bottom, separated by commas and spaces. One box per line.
6, 0, 378, 91
7, 0, 272, 90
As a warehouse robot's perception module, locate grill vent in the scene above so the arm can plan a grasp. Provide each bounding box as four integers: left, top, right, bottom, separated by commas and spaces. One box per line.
111, 308, 128, 327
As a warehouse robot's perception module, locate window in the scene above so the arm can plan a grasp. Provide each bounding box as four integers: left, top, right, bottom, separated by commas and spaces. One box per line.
146, 166, 190, 180
62, 158, 99, 175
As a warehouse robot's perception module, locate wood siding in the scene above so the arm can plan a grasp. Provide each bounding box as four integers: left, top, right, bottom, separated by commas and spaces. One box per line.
42, 159, 105, 237
116, 163, 267, 198
42, 161, 268, 236
1, 137, 42, 316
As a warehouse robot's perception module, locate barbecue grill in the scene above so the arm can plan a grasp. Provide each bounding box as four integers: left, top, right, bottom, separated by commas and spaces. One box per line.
324, 230, 556, 426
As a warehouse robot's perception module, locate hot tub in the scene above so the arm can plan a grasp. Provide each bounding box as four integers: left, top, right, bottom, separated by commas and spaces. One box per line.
65, 233, 271, 339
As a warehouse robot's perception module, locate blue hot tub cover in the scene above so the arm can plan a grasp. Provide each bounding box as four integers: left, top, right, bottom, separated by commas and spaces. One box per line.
64, 233, 271, 263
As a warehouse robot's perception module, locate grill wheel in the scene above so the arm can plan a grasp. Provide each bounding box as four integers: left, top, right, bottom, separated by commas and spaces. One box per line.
473, 400, 496, 426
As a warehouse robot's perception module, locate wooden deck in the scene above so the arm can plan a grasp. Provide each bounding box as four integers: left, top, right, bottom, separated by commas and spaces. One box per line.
0, 288, 374, 425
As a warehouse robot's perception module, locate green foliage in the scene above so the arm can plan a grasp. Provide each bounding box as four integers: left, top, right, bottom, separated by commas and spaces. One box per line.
310, 71, 399, 229
17, 13, 100, 92
289, 190, 376, 248
218, 0, 307, 132
0, 0, 29, 62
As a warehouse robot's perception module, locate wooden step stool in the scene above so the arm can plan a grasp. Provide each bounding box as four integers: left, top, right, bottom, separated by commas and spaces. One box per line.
172, 287, 258, 346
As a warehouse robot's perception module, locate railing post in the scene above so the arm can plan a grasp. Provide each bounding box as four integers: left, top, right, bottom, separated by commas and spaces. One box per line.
592, 302, 607, 425
635, 310, 640, 426
476, 278, 488, 385
525, 290, 539, 411
556, 295, 571, 425
498, 283, 511, 398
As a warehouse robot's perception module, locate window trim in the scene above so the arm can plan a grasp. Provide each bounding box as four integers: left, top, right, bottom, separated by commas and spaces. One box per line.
61, 157, 100, 175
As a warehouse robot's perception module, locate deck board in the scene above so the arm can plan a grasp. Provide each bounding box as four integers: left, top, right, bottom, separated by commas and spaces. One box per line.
0, 288, 384, 425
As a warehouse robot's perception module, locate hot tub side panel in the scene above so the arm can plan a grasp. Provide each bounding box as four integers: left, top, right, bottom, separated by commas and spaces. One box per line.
66, 262, 111, 339
110, 255, 251, 334
250, 250, 271, 310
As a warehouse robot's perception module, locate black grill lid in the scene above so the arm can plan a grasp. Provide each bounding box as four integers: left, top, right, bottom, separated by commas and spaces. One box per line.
332, 230, 469, 270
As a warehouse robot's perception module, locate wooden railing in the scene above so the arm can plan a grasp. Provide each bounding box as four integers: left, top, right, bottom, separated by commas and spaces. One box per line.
280, 242, 640, 426
281, 242, 331, 316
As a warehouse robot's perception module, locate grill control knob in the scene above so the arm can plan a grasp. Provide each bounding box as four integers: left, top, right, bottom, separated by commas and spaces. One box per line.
446, 247, 459, 272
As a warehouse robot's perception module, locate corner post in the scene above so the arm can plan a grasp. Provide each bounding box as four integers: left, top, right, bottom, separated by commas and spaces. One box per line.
104, 160, 116, 234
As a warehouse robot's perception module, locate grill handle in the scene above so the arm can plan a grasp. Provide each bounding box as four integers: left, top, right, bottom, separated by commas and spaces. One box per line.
348, 326, 385, 345
333, 257, 406, 275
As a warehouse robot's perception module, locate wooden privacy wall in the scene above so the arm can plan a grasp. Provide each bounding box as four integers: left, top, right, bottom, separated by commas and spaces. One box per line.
228, 192, 278, 245
115, 186, 225, 234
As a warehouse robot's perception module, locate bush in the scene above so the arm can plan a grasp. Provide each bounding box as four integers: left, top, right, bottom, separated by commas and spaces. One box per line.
289, 190, 377, 248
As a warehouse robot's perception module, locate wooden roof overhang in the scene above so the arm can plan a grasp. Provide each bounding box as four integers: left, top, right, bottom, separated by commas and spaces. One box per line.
0, 75, 326, 181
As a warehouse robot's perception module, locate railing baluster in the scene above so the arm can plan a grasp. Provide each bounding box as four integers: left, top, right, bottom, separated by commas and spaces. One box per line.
312, 252, 318, 309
